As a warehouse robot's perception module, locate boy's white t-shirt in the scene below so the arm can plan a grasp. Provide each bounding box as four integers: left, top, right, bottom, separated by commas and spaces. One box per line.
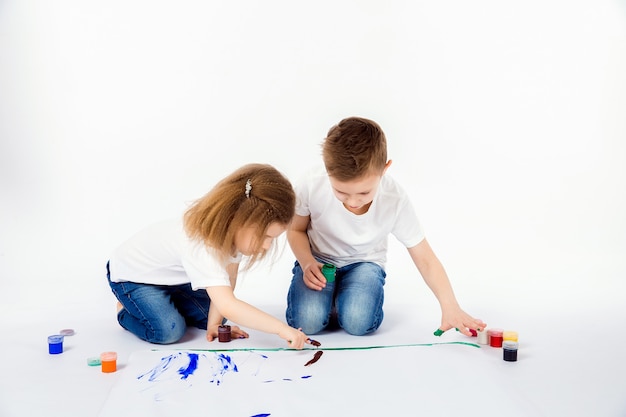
295, 166, 425, 269
108, 218, 241, 290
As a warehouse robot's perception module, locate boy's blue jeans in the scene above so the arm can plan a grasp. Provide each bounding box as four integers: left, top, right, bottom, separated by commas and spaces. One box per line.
286, 260, 386, 336
106, 262, 209, 344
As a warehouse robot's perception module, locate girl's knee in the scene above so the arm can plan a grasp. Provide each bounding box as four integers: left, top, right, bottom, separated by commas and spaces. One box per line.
149, 320, 187, 344
132, 313, 186, 344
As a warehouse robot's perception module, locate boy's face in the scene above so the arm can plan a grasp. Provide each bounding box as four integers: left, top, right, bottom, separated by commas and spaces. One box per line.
328, 173, 383, 215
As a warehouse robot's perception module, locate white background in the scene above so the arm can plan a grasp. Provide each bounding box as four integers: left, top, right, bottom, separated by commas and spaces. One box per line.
1, 1, 625, 415
2, 0, 625, 315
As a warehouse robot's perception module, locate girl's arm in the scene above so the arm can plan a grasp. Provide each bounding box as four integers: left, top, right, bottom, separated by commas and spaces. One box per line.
205, 284, 309, 349
205, 264, 249, 341
407, 238, 486, 336
287, 214, 326, 290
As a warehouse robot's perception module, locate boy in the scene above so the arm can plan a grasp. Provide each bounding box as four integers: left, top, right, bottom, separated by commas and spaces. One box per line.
285, 117, 486, 336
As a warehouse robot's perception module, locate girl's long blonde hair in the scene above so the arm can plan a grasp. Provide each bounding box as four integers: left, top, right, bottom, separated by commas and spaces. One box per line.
184, 163, 295, 267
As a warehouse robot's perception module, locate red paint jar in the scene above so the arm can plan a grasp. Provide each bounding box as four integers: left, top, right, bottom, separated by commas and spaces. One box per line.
488, 328, 504, 347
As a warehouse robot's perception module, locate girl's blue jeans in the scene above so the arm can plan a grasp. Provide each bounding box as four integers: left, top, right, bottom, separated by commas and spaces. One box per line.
106, 262, 209, 344
286, 260, 386, 336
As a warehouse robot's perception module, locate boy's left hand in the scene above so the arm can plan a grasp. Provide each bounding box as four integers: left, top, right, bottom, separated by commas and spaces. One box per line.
206, 324, 249, 342
437, 306, 486, 337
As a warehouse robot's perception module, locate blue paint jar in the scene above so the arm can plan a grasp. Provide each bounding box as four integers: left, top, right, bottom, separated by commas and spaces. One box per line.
48, 335, 64, 354
502, 340, 518, 362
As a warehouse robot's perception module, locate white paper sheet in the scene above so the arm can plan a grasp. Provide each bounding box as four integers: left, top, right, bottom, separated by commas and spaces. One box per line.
99, 345, 539, 417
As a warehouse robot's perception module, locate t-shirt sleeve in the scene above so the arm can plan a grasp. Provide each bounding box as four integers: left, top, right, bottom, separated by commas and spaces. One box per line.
181, 242, 237, 290
392, 197, 425, 248
294, 175, 311, 217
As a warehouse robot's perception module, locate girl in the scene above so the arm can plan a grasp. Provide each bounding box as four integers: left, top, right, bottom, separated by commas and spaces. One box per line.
107, 163, 309, 348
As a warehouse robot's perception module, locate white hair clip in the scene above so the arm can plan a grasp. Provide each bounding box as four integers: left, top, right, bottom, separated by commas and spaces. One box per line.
245, 179, 252, 198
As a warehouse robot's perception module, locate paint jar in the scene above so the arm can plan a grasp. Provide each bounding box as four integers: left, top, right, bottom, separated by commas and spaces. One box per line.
476, 329, 489, 345
218, 325, 231, 343
488, 328, 504, 347
48, 335, 64, 354
503, 330, 518, 342
100, 352, 117, 373
502, 341, 518, 362
321, 264, 336, 283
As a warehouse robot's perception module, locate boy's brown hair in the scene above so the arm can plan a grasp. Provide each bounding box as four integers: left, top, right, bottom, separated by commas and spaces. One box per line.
184, 163, 295, 267
322, 116, 388, 181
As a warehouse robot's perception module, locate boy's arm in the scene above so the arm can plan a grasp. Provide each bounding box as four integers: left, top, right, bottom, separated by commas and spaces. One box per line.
287, 214, 327, 290
407, 238, 486, 336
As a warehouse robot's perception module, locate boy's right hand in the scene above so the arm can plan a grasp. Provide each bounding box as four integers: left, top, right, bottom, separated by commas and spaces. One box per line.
279, 325, 308, 349
301, 262, 327, 291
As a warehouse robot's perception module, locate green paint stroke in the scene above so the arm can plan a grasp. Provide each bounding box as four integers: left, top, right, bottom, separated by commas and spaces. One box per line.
172, 341, 480, 353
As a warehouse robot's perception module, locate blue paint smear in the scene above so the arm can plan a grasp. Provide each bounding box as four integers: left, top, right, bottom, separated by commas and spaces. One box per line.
137, 354, 178, 381
210, 353, 238, 386
301, 375, 312, 379
216, 353, 238, 372
251, 414, 271, 417
178, 353, 199, 379
138, 352, 242, 386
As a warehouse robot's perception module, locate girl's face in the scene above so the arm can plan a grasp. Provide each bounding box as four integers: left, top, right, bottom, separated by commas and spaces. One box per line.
234, 222, 286, 256
328, 173, 383, 215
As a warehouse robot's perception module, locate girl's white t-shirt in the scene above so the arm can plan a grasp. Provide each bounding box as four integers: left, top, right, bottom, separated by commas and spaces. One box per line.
295, 166, 425, 269
108, 218, 241, 290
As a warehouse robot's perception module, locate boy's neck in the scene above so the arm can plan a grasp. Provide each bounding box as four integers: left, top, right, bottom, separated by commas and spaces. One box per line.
343, 201, 372, 215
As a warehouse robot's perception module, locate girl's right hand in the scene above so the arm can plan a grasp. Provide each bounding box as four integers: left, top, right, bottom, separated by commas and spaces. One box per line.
302, 262, 326, 291
279, 325, 308, 349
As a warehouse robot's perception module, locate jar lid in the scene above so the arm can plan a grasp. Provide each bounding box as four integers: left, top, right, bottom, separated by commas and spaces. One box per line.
48, 335, 64, 343
100, 351, 117, 361
488, 328, 504, 336
503, 341, 518, 350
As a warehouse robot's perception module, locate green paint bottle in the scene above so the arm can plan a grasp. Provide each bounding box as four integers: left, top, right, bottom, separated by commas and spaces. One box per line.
321, 263, 336, 283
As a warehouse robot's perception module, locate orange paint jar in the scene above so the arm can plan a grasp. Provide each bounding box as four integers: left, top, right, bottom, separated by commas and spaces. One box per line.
100, 352, 117, 373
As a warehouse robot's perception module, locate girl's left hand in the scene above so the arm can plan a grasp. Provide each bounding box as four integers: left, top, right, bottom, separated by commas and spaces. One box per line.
206, 324, 249, 342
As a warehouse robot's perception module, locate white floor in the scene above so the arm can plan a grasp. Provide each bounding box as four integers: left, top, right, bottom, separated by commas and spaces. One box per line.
1, 259, 625, 417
